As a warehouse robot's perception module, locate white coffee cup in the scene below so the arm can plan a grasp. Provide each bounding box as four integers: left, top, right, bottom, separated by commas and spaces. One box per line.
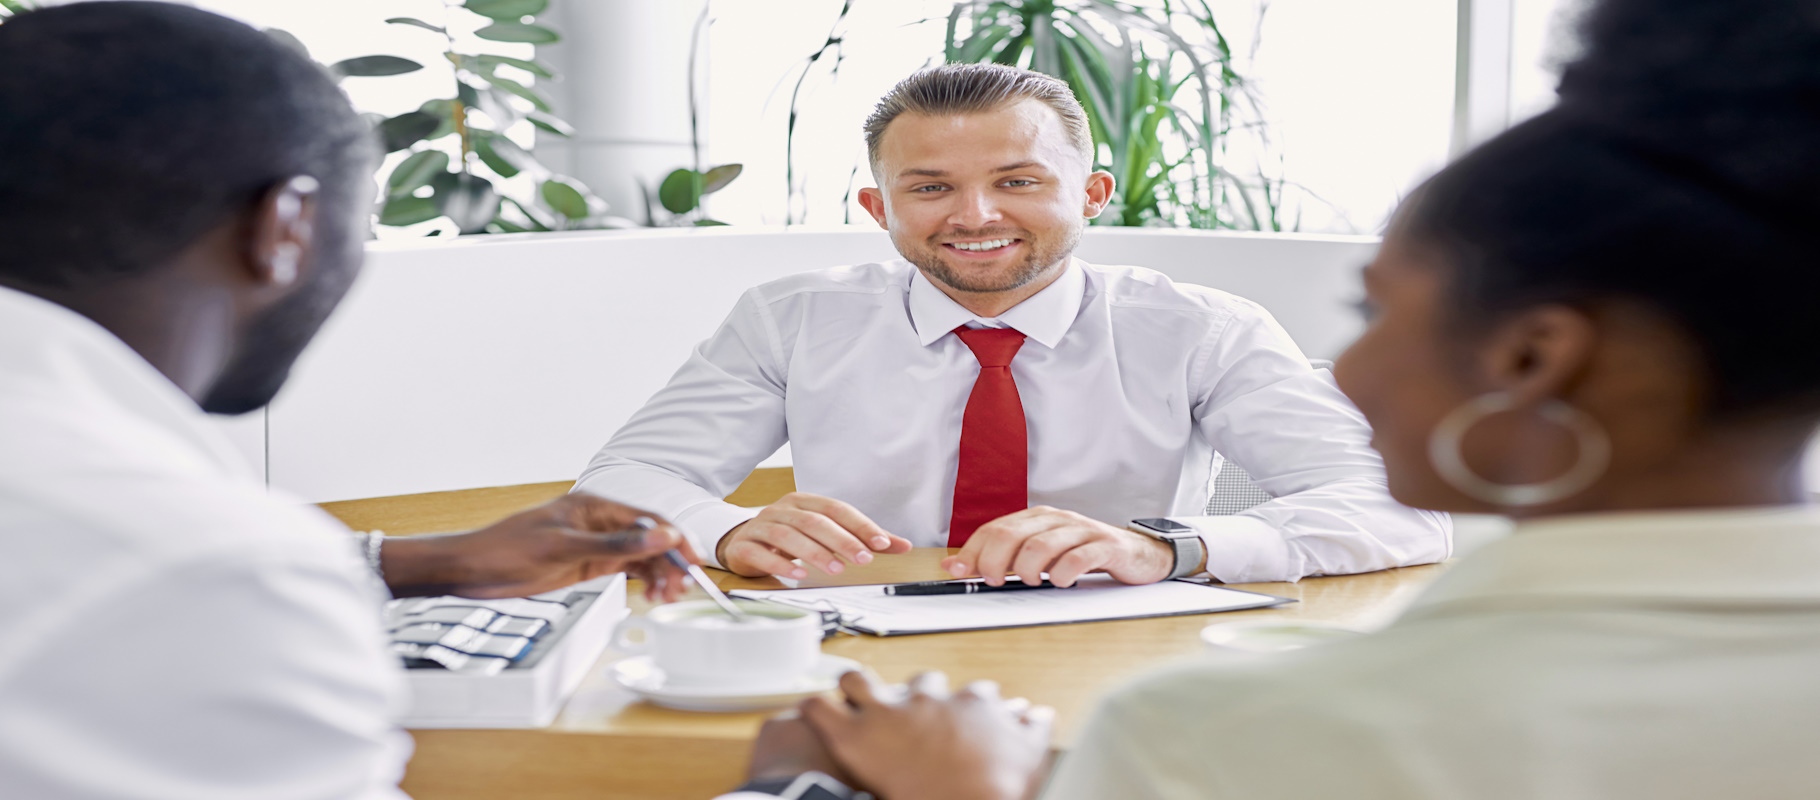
610, 600, 822, 690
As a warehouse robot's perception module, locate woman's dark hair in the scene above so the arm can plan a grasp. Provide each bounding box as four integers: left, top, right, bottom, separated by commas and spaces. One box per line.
1405, 0, 1820, 421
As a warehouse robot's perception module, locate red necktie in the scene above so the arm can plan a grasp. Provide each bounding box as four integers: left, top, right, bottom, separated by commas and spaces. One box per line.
948, 326, 1029, 547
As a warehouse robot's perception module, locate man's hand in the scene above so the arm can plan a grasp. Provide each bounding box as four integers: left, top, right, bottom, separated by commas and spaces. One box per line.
717, 492, 912, 579
379, 494, 699, 603
745, 715, 858, 787
796, 670, 1053, 800
940, 506, 1177, 587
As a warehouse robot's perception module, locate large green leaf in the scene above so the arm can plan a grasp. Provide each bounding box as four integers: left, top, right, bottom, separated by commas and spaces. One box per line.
474, 134, 534, 179
541, 179, 589, 220
385, 16, 445, 34
475, 22, 559, 44
377, 111, 441, 152
435, 172, 501, 234
464, 0, 549, 21
379, 195, 440, 226
330, 55, 423, 79
456, 81, 483, 108
474, 54, 556, 79
527, 112, 575, 138
387, 150, 451, 196
487, 74, 553, 113
419, 99, 459, 140
700, 164, 742, 195
658, 169, 703, 215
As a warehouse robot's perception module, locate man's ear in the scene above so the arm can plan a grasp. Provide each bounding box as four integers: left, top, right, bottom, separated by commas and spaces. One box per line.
1083, 170, 1115, 219
1479, 304, 1598, 405
857, 187, 889, 230
247, 175, 321, 289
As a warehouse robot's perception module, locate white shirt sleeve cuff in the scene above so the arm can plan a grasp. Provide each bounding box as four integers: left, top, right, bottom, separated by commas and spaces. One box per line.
1179, 515, 1293, 584
675, 501, 764, 569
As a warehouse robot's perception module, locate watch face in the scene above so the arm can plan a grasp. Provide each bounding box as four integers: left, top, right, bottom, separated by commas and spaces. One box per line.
1133, 517, 1194, 535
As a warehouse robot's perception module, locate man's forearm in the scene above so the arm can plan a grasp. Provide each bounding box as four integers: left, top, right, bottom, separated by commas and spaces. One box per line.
374, 532, 467, 597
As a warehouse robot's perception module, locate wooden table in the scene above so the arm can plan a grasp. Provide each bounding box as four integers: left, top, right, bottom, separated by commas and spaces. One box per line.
320, 478, 1444, 800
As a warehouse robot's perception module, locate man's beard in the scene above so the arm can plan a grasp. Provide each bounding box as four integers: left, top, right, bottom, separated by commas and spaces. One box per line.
897, 221, 1082, 295
200, 260, 356, 415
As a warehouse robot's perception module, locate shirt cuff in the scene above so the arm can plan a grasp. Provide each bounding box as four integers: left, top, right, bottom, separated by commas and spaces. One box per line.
675, 501, 764, 569
1178, 515, 1292, 583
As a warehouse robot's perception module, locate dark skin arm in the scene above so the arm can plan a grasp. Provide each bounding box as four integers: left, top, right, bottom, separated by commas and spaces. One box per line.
378, 494, 700, 603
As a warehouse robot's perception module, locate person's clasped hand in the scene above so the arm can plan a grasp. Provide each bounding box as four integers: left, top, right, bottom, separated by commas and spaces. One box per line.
380, 494, 699, 603
717, 492, 913, 579
940, 506, 1175, 587
749, 669, 1053, 800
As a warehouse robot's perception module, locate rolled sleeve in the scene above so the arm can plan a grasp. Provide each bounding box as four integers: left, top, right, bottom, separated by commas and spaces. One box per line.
1179, 515, 1290, 584
674, 501, 765, 568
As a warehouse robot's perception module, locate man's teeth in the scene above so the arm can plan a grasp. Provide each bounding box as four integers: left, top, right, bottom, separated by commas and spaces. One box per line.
950, 238, 1015, 252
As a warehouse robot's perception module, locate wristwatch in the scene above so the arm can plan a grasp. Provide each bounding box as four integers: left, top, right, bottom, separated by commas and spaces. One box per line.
1129, 518, 1208, 580
734, 771, 871, 800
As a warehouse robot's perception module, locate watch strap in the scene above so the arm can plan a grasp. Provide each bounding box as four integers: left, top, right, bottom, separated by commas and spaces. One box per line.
1166, 531, 1207, 579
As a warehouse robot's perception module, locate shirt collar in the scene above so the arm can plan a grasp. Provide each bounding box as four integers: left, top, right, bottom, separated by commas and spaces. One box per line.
907, 257, 1088, 349
0, 284, 255, 481
1402, 505, 1820, 620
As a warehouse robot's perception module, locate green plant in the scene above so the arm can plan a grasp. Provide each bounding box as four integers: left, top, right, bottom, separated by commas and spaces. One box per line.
656, 164, 742, 226
0, 0, 35, 19
944, 0, 1287, 230
321, 0, 603, 235
649, 6, 742, 227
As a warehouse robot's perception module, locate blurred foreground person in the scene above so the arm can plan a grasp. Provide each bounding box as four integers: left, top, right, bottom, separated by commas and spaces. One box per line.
0, 4, 696, 796
735, 0, 1820, 797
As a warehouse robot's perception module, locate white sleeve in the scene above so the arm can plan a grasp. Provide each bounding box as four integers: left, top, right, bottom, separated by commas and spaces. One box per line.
0, 546, 411, 798
1188, 300, 1451, 583
574, 288, 789, 567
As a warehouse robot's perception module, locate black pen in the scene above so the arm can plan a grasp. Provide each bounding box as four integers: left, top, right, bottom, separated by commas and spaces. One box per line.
883, 578, 1057, 596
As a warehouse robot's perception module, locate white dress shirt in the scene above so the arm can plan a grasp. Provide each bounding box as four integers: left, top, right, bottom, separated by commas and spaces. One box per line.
0, 286, 412, 799
577, 258, 1448, 581
1046, 506, 1820, 798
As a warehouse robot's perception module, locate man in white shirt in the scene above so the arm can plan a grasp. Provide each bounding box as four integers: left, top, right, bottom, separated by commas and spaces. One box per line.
577, 63, 1449, 585
0, 5, 695, 796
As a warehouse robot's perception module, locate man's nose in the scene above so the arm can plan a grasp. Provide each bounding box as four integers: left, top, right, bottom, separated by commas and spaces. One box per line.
947, 186, 1003, 229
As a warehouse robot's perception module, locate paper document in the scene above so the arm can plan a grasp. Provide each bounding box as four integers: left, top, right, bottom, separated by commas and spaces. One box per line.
729, 576, 1289, 636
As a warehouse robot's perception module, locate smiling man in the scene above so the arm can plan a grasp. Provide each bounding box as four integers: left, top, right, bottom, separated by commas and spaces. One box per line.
576, 63, 1449, 586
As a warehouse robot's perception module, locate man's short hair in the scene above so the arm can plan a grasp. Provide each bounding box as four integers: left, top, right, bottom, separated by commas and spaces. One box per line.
863, 63, 1095, 172
0, 2, 376, 289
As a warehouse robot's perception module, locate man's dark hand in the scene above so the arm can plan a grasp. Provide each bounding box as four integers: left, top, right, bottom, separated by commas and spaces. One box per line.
745, 715, 858, 787
379, 494, 699, 603
797, 670, 1053, 800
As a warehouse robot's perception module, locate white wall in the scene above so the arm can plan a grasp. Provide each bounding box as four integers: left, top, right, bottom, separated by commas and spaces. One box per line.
255, 227, 1377, 502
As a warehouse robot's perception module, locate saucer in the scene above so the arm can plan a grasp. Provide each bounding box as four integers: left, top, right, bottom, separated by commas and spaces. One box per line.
609, 654, 861, 712
1200, 619, 1362, 654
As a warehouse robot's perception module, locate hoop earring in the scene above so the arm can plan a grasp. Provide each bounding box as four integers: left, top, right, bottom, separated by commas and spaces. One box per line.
1427, 391, 1610, 508
270, 243, 300, 286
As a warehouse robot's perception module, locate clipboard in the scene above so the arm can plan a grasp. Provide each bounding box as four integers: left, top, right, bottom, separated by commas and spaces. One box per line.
728, 575, 1292, 637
